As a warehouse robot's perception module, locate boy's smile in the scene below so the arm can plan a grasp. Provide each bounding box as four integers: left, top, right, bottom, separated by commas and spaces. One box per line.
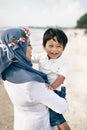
43, 39, 64, 59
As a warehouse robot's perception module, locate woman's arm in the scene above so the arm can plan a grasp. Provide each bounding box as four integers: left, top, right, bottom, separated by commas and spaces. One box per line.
30, 81, 68, 114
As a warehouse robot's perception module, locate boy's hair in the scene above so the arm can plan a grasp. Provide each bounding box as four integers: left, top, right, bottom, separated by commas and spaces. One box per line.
43, 28, 68, 49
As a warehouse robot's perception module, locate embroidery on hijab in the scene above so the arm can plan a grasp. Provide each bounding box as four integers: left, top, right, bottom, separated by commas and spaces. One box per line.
9, 27, 31, 46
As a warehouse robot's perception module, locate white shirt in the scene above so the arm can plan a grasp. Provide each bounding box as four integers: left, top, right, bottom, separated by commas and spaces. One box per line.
3, 80, 68, 130
32, 52, 69, 90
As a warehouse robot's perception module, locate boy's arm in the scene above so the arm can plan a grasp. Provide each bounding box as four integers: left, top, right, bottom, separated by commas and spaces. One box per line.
31, 52, 44, 63
31, 53, 39, 63
50, 57, 69, 90
50, 75, 65, 90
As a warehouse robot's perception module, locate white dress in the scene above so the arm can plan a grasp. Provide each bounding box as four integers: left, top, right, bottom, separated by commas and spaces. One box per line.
3, 81, 68, 130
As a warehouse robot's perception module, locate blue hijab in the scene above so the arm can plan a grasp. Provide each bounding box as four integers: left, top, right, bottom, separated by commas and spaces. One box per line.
0, 28, 49, 84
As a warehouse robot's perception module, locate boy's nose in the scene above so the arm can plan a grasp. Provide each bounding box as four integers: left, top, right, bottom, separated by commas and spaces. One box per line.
52, 47, 57, 51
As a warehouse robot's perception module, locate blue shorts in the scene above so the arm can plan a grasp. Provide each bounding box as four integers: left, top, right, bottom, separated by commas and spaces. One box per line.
50, 87, 66, 126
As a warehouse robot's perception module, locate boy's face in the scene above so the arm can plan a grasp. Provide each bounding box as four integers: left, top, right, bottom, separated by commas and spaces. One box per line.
43, 38, 64, 59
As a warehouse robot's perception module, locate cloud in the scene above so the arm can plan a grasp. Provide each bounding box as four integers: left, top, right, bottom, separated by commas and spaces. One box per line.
0, 0, 86, 27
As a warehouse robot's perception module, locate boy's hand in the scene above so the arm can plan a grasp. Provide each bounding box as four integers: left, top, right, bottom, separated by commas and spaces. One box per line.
48, 85, 54, 90
45, 84, 53, 90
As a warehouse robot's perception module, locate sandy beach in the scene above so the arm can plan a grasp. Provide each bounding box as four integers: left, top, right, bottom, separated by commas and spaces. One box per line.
0, 29, 87, 130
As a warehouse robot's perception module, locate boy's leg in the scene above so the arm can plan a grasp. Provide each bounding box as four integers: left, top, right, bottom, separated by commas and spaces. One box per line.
54, 86, 66, 98
50, 109, 66, 126
57, 122, 71, 130
51, 87, 71, 130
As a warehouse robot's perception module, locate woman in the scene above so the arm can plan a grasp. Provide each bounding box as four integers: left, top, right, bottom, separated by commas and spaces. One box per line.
0, 27, 68, 130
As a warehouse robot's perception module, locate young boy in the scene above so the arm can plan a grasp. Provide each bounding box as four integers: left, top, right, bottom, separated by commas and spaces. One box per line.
32, 28, 71, 130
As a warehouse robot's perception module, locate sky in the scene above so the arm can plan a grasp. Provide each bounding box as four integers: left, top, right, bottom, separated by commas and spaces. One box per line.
0, 0, 87, 27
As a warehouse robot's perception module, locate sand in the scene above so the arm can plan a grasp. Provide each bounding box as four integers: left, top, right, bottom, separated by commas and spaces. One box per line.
0, 29, 87, 130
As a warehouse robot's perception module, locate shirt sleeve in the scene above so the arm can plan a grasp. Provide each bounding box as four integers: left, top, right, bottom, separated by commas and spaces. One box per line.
31, 53, 43, 63
58, 58, 69, 78
29, 81, 68, 114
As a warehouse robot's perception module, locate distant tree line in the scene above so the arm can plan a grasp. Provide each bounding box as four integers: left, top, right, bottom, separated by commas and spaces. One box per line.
76, 13, 87, 28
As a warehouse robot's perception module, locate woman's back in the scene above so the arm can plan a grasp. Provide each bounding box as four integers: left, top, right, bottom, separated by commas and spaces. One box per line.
4, 81, 51, 130
4, 80, 67, 130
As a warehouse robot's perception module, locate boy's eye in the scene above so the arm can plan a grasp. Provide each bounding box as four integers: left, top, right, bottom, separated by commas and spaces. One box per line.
49, 45, 53, 47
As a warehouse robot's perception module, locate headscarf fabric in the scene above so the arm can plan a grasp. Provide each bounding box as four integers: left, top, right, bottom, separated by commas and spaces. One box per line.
0, 27, 49, 84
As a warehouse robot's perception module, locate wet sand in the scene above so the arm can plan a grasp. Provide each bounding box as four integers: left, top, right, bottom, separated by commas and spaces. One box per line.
0, 29, 87, 130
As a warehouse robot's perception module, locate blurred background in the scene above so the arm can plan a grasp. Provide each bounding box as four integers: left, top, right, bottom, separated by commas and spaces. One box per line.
0, 0, 87, 130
